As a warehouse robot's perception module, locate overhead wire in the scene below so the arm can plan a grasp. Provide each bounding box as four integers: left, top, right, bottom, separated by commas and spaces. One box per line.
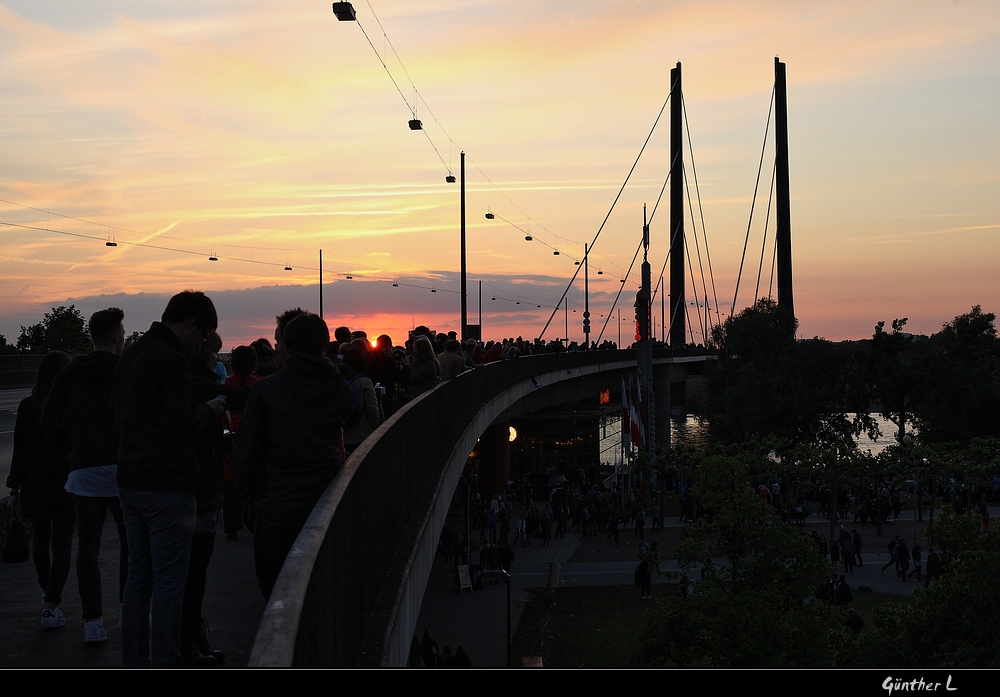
352, 3, 592, 265
2, 218, 572, 305
0, 197, 315, 254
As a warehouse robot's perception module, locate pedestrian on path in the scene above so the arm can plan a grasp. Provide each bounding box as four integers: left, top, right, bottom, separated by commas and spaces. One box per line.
908, 542, 922, 582
113, 291, 226, 667
841, 535, 855, 574
607, 510, 620, 543
7, 351, 74, 632
516, 515, 529, 547
881, 535, 901, 575
896, 538, 910, 580
40, 308, 129, 644
924, 547, 941, 588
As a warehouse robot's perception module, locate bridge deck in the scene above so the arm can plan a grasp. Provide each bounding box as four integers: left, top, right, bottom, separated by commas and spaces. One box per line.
0, 520, 263, 667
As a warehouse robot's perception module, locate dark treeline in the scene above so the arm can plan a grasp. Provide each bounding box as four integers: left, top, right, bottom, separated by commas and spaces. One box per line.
704, 299, 1000, 447
634, 300, 1000, 668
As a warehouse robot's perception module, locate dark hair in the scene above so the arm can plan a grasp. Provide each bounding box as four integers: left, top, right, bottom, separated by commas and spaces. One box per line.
205, 331, 223, 353
276, 308, 307, 341
231, 345, 257, 375
334, 326, 353, 345
34, 351, 71, 400
352, 330, 368, 340
343, 347, 366, 375
413, 337, 440, 369
162, 291, 218, 330
89, 307, 124, 345
187, 339, 216, 372
283, 313, 330, 356
250, 338, 273, 360
375, 334, 393, 351
445, 339, 461, 352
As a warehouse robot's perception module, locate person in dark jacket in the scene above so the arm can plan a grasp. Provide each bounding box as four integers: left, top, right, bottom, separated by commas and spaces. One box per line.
180, 332, 242, 667
924, 547, 942, 588
233, 312, 352, 599
408, 336, 440, 398
896, 538, 910, 580
342, 347, 382, 456
7, 351, 73, 630
366, 334, 410, 417
112, 291, 225, 667
222, 345, 260, 540
846, 608, 865, 635
40, 308, 128, 644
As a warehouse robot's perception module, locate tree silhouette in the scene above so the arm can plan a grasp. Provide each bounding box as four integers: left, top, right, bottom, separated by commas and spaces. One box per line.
16, 305, 91, 355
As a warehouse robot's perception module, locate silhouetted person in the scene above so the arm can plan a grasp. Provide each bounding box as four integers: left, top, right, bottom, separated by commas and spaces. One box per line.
113, 291, 225, 667
233, 313, 351, 599
41, 308, 128, 644
7, 351, 74, 631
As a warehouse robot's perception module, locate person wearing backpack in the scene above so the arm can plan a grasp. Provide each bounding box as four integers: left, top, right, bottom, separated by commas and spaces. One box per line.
342, 348, 382, 457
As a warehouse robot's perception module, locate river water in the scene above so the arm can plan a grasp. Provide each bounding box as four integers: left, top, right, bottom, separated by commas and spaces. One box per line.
668, 412, 906, 456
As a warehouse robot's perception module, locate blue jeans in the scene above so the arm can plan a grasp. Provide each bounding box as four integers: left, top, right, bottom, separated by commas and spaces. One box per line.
119, 490, 196, 667
75, 495, 128, 621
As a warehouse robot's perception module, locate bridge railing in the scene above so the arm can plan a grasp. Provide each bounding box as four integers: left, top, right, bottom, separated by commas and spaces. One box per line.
249, 348, 697, 666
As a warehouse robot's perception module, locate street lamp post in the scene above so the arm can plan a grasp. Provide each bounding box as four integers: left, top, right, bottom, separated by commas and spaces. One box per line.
503, 569, 512, 668
460, 151, 467, 340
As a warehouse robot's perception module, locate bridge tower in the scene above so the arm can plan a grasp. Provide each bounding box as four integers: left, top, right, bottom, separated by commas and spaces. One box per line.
774, 57, 794, 325
637, 209, 654, 456
668, 62, 685, 348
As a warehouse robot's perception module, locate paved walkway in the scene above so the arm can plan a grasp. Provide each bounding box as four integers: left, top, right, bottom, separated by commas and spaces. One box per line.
411, 508, 967, 667
0, 496, 986, 666
0, 522, 263, 668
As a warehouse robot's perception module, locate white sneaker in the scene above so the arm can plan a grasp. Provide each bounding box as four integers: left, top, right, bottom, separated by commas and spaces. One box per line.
41, 608, 65, 628
85, 618, 108, 643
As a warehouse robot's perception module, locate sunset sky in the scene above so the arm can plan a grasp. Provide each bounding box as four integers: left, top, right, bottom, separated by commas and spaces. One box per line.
1, 1, 997, 349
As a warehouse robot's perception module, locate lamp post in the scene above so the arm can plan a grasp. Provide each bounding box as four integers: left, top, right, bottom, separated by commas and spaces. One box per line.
333, 4, 467, 339
503, 569, 512, 668
461, 151, 467, 340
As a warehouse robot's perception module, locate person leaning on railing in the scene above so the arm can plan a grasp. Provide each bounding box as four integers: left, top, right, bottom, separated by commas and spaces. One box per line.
232, 312, 352, 600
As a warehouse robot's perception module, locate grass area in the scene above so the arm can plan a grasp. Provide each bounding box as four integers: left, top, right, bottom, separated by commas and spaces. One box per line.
512, 585, 654, 668
511, 584, 915, 668
851, 588, 915, 625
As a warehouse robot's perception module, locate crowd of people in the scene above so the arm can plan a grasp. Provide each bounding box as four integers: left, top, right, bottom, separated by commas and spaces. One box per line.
7, 290, 572, 667
8, 289, 991, 666
408, 630, 472, 668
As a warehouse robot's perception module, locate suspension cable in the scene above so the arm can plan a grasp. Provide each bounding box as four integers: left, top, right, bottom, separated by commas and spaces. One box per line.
596, 237, 643, 344
731, 85, 775, 318
682, 95, 722, 328
683, 226, 706, 344
683, 163, 713, 337
754, 160, 777, 302
537, 87, 673, 340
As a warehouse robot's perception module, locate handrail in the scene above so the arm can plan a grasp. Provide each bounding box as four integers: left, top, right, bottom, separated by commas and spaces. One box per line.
247, 386, 437, 666
248, 348, 708, 666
